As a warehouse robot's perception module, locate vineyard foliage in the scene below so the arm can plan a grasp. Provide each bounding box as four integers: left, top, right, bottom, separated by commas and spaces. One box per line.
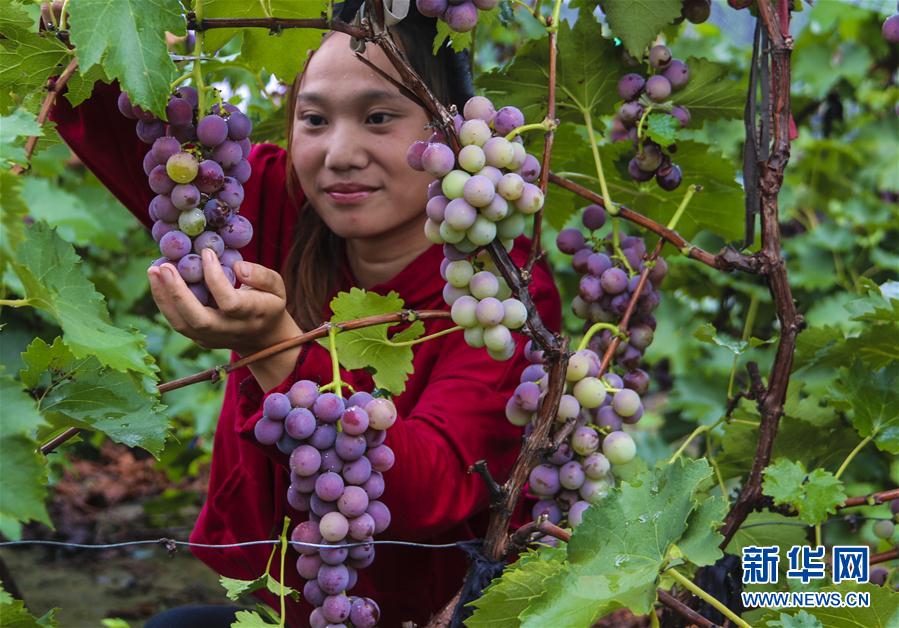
0, 0, 898, 625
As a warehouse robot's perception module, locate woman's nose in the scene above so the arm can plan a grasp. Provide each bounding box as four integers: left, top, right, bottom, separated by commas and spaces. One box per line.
324, 123, 370, 171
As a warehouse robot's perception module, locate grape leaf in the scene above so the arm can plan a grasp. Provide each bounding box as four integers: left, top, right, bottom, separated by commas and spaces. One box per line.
518, 459, 715, 627
324, 288, 424, 395
645, 113, 678, 147
765, 610, 824, 628
830, 363, 899, 454
20, 337, 169, 455
466, 548, 567, 627
676, 495, 727, 567
202, 0, 328, 83
0, 170, 28, 267
0, 108, 41, 166
230, 610, 276, 627
435, 20, 471, 55
601, 0, 682, 59
20, 178, 106, 247
64, 64, 111, 108
757, 583, 899, 628
762, 458, 847, 525
0, 12, 69, 106
67, 0, 185, 117
674, 57, 746, 125
0, 376, 52, 536
0, 591, 58, 627
476, 16, 627, 129
10, 222, 156, 375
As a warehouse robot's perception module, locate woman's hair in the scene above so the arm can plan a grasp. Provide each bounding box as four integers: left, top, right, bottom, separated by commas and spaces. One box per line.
281, 6, 474, 331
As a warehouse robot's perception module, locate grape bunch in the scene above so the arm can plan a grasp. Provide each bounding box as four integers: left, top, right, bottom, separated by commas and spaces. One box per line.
610, 45, 692, 191
505, 341, 641, 540
407, 96, 544, 359
117, 88, 254, 305
254, 381, 397, 627
505, 205, 667, 536
415, 0, 498, 33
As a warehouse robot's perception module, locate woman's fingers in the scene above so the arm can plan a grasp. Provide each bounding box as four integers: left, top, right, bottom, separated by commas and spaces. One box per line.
158, 262, 216, 332
148, 264, 190, 332
234, 261, 287, 300
201, 248, 243, 315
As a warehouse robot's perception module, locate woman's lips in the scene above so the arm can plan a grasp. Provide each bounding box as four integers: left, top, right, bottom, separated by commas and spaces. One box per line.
325, 189, 378, 204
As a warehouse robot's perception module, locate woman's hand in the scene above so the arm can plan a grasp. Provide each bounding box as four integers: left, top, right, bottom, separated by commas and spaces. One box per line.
147, 249, 303, 390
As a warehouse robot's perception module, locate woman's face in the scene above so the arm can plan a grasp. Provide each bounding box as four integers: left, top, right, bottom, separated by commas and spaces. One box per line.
291, 32, 434, 242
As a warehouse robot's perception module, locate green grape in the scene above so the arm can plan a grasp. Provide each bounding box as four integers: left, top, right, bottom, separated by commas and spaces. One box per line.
166, 151, 199, 184
573, 377, 606, 408
441, 170, 471, 199
467, 215, 497, 246
178, 208, 206, 236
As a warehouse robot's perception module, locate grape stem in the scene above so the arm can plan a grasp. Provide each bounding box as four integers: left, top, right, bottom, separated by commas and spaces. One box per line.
504, 118, 557, 142
834, 434, 874, 480
636, 105, 654, 148
327, 324, 343, 398
666, 184, 699, 231
665, 568, 750, 628
277, 516, 289, 628
508, 0, 546, 25
170, 72, 194, 91
577, 322, 624, 352
378, 325, 462, 348
192, 0, 206, 114
0, 299, 34, 307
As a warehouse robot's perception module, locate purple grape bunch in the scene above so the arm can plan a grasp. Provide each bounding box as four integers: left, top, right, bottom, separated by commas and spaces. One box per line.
610, 45, 692, 191
502, 206, 667, 537
254, 381, 397, 627
117, 88, 254, 305
407, 96, 544, 360
505, 340, 641, 541
415, 0, 498, 33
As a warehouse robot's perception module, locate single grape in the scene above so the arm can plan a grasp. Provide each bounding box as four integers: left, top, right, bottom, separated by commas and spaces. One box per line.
458, 144, 487, 173
568, 500, 591, 527
337, 485, 370, 518
159, 230, 192, 260
151, 136, 182, 165
148, 165, 176, 195
143, 151, 159, 177
365, 398, 397, 431
663, 60, 690, 90
600, 268, 629, 295
164, 97, 192, 127
582, 204, 606, 231
422, 143, 455, 178
496, 212, 525, 240
617, 73, 646, 101
481, 193, 509, 222
171, 183, 200, 211
602, 431, 636, 465
559, 461, 586, 491
556, 228, 586, 255
514, 183, 544, 214
884, 14, 899, 43
169, 124, 197, 144
177, 208, 205, 237
502, 298, 527, 329
151, 220, 177, 243
482, 137, 514, 169
645, 75, 672, 102
442, 170, 472, 200
136, 119, 165, 144
492, 106, 525, 136
580, 477, 613, 504
483, 324, 513, 353
671, 106, 691, 128
117, 92, 137, 119
612, 389, 642, 418
532, 499, 562, 524
873, 519, 895, 540
212, 140, 243, 169
649, 45, 672, 69
218, 214, 253, 248
463, 95, 496, 122
367, 500, 391, 534
290, 444, 322, 477
566, 353, 591, 382
462, 174, 496, 208
573, 377, 606, 409
628, 157, 656, 182
528, 463, 561, 497
253, 416, 283, 445
217, 176, 245, 209
349, 597, 380, 628
166, 152, 198, 184
572, 426, 600, 456
176, 253, 203, 283
656, 164, 682, 191
227, 111, 252, 141
583, 453, 611, 479
469, 271, 499, 299
466, 215, 497, 246
579, 275, 603, 301
459, 118, 492, 146
417, 0, 449, 17
497, 172, 524, 201
682, 0, 711, 24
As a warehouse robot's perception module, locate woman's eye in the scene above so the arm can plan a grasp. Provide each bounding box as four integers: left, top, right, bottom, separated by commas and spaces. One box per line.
367, 112, 393, 125
301, 114, 326, 127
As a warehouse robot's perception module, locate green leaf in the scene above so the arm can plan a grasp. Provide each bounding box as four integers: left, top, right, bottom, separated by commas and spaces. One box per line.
466, 548, 567, 627
831, 363, 899, 454
677, 495, 727, 567
674, 57, 746, 125
0, 376, 52, 534
67, 0, 185, 117
0, 108, 41, 166
435, 20, 472, 54
693, 322, 748, 355
21, 337, 169, 455
601, 0, 682, 59
219, 574, 268, 601
762, 458, 847, 525
644, 113, 678, 147
0, 588, 58, 627
10, 222, 155, 375
325, 288, 424, 395
757, 583, 899, 628
518, 459, 715, 627
0, 21, 69, 104
20, 178, 106, 247
64, 64, 111, 108
477, 17, 627, 129
229, 610, 277, 627
202, 0, 328, 83
0, 170, 28, 267
765, 610, 824, 628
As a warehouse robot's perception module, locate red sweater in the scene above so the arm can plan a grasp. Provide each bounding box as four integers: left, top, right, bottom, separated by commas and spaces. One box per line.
52, 82, 562, 627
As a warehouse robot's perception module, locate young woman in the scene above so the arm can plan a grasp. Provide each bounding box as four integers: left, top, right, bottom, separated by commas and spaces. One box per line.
52, 8, 561, 626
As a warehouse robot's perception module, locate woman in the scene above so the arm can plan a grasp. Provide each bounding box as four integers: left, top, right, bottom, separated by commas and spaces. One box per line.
52, 7, 561, 626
